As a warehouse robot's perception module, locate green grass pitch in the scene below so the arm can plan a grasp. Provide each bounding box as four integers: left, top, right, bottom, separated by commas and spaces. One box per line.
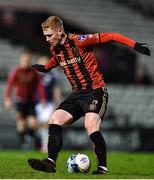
0, 150, 154, 179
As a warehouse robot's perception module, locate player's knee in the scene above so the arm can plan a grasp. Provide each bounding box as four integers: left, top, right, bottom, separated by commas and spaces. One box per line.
28, 116, 37, 129
48, 116, 63, 126
48, 110, 73, 126
84, 119, 101, 135
85, 123, 97, 135
17, 120, 26, 132
48, 113, 65, 126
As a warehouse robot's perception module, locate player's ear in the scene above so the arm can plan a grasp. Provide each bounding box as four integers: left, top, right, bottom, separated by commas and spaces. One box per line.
60, 33, 65, 38
59, 32, 65, 38
58, 28, 65, 38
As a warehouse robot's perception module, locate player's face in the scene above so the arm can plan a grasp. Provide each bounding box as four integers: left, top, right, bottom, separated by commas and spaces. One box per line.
19, 53, 32, 68
43, 28, 62, 50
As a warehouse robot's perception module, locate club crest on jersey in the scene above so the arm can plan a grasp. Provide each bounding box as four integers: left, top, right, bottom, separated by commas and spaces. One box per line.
77, 35, 87, 41
89, 100, 98, 111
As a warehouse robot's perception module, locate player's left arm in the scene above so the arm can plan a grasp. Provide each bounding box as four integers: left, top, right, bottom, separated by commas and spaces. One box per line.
76, 33, 150, 56
99, 32, 150, 56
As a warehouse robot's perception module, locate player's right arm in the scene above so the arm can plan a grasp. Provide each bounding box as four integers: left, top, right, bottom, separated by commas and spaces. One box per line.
32, 57, 59, 72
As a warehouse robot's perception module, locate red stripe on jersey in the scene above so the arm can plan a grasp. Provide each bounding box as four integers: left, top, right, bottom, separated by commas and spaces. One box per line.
60, 50, 78, 89
67, 41, 88, 89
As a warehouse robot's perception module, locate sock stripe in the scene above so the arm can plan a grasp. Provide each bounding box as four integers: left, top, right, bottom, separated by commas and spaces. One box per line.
47, 158, 55, 164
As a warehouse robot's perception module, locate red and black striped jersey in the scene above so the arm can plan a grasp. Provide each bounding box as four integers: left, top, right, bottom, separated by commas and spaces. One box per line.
45, 33, 136, 90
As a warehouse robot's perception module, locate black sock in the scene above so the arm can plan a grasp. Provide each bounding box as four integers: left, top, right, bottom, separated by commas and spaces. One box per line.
18, 131, 25, 145
90, 131, 107, 167
48, 124, 63, 162
26, 128, 35, 137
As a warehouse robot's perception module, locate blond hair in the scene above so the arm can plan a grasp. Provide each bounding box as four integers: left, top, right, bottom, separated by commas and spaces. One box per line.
41, 16, 63, 30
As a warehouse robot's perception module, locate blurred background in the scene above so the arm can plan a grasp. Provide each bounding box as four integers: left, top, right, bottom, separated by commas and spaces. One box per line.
0, 0, 154, 152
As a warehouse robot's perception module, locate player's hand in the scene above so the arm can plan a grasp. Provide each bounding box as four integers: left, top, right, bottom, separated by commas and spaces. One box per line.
31, 64, 46, 72
4, 99, 12, 109
134, 42, 150, 56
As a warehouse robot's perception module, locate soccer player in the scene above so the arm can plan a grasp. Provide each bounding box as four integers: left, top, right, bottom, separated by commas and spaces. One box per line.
28, 16, 150, 174
4, 50, 46, 151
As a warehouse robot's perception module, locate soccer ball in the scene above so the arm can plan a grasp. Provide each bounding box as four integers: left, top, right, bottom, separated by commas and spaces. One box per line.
66, 153, 77, 173
67, 153, 91, 173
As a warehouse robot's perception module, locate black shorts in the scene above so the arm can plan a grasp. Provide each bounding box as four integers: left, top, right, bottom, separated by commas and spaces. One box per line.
57, 87, 108, 121
16, 102, 36, 118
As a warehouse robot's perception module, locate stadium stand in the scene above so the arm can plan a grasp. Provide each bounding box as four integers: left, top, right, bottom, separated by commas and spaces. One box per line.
0, 39, 23, 71
107, 84, 154, 128
0, 0, 154, 151
114, 0, 154, 17
0, 82, 17, 149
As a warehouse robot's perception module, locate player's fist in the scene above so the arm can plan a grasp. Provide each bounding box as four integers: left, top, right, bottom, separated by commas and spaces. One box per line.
134, 42, 150, 56
31, 64, 46, 72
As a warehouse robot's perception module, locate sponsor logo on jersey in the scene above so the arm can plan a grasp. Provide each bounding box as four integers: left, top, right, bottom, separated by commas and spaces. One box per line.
59, 57, 81, 67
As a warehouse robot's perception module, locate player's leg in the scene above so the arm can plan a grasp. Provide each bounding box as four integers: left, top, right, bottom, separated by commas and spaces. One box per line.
47, 109, 73, 163
15, 102, 28, 149
28, 94, 83, 173
44, 98, 83, 171
27, 115, 38, 149
26, 103, 39, 150
83, 87, 108, 174
84, 112, 107, 174
35, 102, 55, 152
28, 109, 74, 173
16, 112, 27, 148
